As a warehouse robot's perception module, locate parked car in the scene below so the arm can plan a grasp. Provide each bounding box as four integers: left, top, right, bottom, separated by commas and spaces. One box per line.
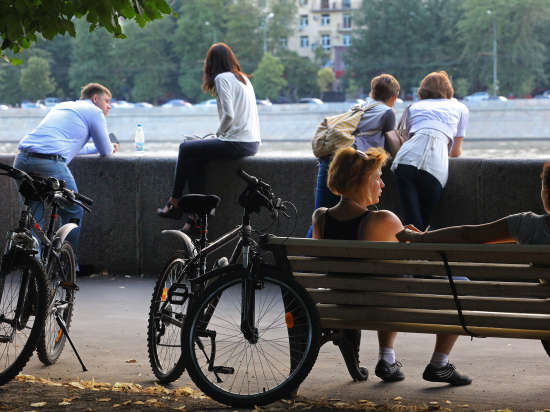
111, 100, 135, 109
534, 90, 550, 99
162, 99, 192, 107
298, 97, 324, 104
0, 104, 9, 110
135, 102, 154, 108
196, 98, 217, 106
43, 97, 60, 107
463, 91, 490, 102
257, 99, 272, 106
21, 101, 46, 109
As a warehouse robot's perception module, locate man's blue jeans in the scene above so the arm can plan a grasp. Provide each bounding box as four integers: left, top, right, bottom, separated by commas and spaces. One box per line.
306, 157, 340, 238
13, 154, 83, 258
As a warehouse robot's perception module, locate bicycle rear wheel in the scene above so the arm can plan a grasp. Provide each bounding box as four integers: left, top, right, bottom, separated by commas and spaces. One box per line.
0, 254, 48, 385
182, 266, 320, 408
147, 251, 193, 383
37, 241, 76, 365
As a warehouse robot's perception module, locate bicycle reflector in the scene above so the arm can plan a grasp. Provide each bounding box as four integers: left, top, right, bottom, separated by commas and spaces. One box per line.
161, 288, 167, 302
285, 312, 295, 329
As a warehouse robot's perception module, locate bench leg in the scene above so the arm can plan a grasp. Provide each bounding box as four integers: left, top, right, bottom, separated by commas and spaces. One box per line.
321, 328, 369, 382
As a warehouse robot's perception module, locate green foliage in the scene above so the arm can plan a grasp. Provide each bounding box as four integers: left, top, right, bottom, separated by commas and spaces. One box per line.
457, 0, 550, 96
19, 56, 56, 100
345, 78, 360, 99
267, 0, 298, 55
453, 78, 470, 99
0, 0, 173, 60
278, 50, 320, 100
224, 0, 263, 74
317, 67, 335, 92
252, 53, 287, 100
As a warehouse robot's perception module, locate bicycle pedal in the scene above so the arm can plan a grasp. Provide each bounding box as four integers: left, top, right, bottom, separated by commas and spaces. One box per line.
211, 366, 234, 375
61, 281, 79, 291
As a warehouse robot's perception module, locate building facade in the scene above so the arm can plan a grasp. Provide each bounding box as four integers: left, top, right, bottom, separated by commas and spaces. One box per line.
285, 0, 361, 78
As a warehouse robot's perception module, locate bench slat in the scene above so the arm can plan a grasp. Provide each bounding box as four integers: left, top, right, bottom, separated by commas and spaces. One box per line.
289, 257, 550, 281
317, 305, 550, 331
318, 320, 550, 340
268, 238, 550, 265
308, 290, 550, 314
295, 273, 550, 298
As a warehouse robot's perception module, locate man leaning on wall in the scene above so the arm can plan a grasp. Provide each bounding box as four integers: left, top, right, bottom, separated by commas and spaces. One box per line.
14, 82, 118, 269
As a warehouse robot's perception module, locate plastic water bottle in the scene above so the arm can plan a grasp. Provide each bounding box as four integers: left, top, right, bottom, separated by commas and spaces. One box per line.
135, 124, 145, 153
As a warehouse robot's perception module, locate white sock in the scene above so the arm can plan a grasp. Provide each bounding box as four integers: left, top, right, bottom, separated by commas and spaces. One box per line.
430, 352, 449, 368
379, 347, 395, 364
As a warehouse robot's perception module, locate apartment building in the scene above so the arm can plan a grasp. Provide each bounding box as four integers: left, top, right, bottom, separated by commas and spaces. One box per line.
286, 0, 361, 77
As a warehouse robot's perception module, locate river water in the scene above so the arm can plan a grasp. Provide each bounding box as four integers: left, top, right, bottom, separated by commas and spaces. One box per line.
2, 139, 549, 159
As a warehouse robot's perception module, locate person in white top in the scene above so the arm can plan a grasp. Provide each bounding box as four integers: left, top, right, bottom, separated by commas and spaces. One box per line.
391, 71, 468, 231
157, 43, 261, 228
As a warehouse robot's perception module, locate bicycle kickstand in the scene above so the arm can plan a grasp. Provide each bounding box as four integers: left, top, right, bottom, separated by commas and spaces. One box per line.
55, 312, 88, 372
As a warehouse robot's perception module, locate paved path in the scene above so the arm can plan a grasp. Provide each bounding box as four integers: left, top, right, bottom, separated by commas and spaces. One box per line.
18, 276, 550, 410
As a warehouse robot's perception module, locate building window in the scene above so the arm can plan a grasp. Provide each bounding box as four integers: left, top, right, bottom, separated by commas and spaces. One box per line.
280, 37, 288, 48
342, 13, 351, 28
342, 34, 351, 46
321, 0, 329, 9
322, 34, 331, 50
300, 36, 309, 48
300, 14, 309, 28
321, 14, 330, 25
342, 0, 351, 8
299, 0, 308, 5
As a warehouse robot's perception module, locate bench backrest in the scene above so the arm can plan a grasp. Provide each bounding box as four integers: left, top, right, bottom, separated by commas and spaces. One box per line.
265, 237, 550, 340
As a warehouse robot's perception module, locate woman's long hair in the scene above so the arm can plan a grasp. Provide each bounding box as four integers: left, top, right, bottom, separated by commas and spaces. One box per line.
202, 42, 249, 95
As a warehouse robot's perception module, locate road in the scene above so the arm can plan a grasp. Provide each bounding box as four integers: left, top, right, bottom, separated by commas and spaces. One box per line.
15, 276, 550, 410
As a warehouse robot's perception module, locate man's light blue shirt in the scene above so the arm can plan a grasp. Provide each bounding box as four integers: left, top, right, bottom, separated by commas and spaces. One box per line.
18, 99, 113, 164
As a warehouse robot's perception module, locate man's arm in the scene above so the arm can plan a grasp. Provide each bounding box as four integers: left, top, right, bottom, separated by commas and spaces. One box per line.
88, 111, 114, 156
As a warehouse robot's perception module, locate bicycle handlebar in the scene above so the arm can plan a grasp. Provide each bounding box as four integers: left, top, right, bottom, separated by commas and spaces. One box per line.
237, 169, 284, 217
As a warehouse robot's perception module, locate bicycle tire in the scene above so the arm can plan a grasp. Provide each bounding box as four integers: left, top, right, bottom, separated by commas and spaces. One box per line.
0, 254, 48, 385
182, 265, 320, 408
37, 241, 76, 365
147, 251, 194, 383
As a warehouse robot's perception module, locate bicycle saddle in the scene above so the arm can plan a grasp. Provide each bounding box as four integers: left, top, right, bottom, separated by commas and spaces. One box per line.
178, 194, 221, 216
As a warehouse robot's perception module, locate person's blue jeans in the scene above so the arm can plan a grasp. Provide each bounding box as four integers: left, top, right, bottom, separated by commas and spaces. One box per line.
172, 139, 259, 198
13, 153, 83, 259
394, 164, 443, 231
306, 157, 340, 238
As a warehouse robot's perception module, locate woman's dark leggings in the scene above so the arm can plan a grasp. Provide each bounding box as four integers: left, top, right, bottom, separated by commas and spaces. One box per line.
394, 164, 443, 231
172, 139, 259, 198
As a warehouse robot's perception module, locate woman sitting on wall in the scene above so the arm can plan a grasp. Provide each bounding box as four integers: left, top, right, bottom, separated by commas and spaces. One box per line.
397, 162, 550, 245
312, 146, 471, 386
157, 42, 261, 229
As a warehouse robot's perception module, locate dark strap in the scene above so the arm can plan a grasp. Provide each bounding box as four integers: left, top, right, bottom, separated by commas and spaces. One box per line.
438, 251, 479, 338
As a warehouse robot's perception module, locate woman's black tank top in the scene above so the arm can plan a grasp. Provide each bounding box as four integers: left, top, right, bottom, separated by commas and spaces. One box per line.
322, 210, 371, 240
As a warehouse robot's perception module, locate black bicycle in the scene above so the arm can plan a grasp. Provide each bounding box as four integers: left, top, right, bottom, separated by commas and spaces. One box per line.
148, 170, 320, 407
0, 163, 91, 384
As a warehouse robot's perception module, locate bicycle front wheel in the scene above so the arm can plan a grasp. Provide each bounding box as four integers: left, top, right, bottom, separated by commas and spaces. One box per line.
0, 254, 48, 385
147, 252, 193, 383
37, 241, 76, 365
182, 266, 320, 408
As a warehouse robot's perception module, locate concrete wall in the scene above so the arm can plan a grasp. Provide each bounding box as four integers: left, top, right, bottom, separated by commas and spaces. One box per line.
2, 99, 550, 143
0, 154, 546, 275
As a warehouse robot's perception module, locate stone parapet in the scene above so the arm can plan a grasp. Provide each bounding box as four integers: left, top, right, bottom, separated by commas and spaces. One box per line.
0, 154, 545, 275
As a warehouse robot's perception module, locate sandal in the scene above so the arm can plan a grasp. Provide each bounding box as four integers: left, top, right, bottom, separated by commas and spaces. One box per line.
157, 201, 184, 220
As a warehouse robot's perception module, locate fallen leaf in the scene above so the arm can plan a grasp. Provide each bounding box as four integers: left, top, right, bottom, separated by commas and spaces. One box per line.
58, 401, 71, 406
125, 359, 137, 363
68, 382, 86, 389
173, 407, 186, 411
134, 401, 145, 405
112, 404, 120, 408
429, 401, 440, 405
445, 400, 452, 404
145, 399, 159, 404
97, 398, 111, 402
30, 402, 47, 407
394, 396, 403, 401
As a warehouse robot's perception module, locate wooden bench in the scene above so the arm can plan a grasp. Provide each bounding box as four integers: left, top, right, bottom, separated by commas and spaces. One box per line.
264, 237, 550, 379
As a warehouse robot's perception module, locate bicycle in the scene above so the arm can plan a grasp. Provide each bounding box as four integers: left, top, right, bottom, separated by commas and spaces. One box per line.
148, 169, 320, 407
147, 169, 293, 383
0, 163, 92, 384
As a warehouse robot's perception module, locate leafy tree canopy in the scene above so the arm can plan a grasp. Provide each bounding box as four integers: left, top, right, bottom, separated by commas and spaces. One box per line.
0, 0, 172, 63
252, 53, 287, 100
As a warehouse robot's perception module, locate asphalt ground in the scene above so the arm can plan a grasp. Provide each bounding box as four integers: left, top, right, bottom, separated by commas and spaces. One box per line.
3, 275, 550, 411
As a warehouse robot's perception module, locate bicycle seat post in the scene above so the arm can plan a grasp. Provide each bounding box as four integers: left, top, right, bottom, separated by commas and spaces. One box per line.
198, 213, 209, 275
